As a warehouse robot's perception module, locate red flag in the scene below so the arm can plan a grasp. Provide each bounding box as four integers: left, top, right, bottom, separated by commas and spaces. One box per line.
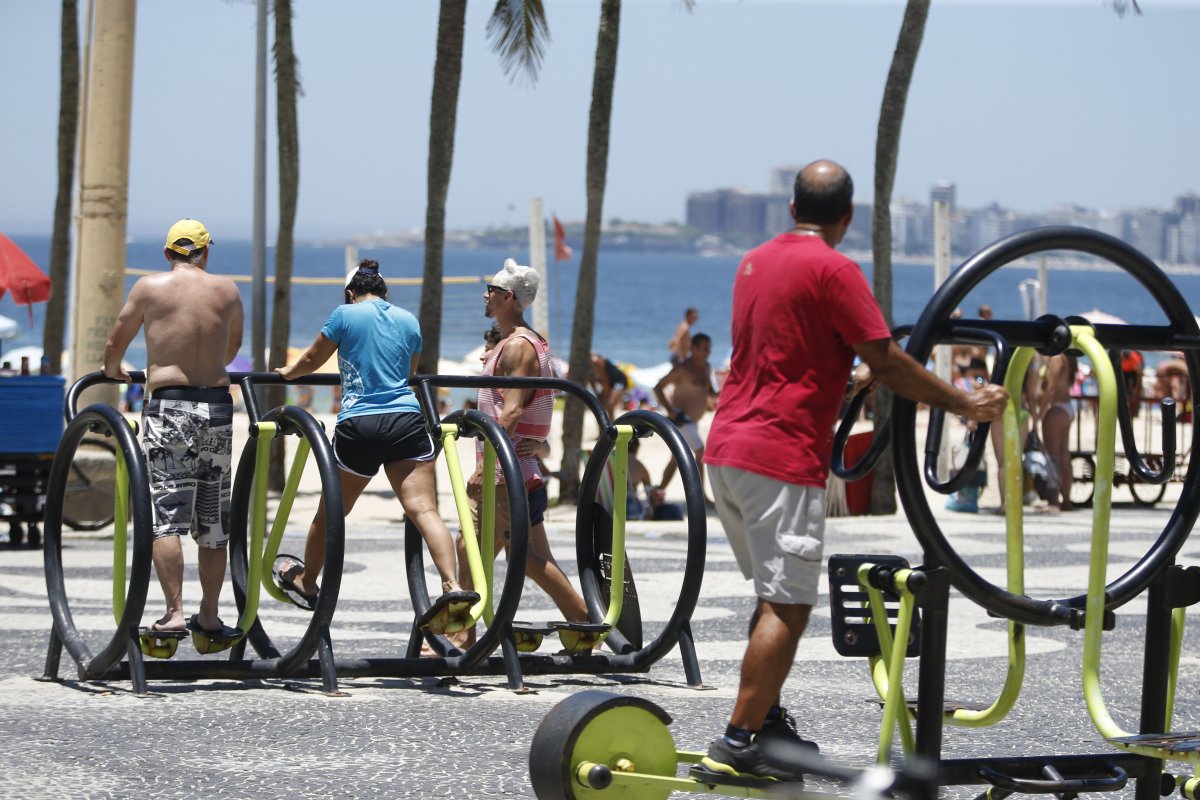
553, 215, 573, 261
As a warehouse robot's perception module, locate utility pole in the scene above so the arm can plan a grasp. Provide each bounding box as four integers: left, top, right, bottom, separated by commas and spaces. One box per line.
70, 0, 136, 409
528, 197, 549, 339
251, 0, 268, 376
933, 198, 953, 480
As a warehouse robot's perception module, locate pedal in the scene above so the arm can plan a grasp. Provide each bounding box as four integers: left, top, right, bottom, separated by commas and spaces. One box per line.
186, 619, 243, 655
549, 621, 611, 653
511, 621, 555, 652
885, 698, 990, 716
829, 554, 921, 658
1109, 731, 1200, 757
138, 628, 187, 659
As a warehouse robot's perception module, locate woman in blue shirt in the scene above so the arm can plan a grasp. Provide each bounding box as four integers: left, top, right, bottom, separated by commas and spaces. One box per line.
274, 259, 475, 634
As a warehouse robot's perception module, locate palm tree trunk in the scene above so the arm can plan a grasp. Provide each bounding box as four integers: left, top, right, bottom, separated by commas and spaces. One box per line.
44, 0, 79, 375
870, 0, 930, 515
417, 0, 467, 376
268, 0, 300, 489
559, 0, 620, 504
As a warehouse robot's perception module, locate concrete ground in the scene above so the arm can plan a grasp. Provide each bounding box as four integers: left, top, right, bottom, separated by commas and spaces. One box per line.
0, 408, 1196, 799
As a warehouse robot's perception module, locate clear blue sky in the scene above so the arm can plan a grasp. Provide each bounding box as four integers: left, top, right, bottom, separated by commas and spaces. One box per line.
2, 0, 1198, 240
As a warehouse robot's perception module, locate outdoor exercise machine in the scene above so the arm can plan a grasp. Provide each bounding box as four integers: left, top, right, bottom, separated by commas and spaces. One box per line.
828, 226, 1200, 798
408, 374, 709, 691
523, 226, 1200, 800
40, 369, 709, 695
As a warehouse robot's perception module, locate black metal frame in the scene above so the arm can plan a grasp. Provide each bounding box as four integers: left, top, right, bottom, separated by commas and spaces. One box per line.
43, 369, 709, 694
828, 227, 1200, 798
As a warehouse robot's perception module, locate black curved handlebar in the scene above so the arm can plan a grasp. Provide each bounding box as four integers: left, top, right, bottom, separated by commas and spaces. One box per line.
829, 325, 912, 481
65, 370, 341, 425
1108, 348, 1176, 485
923, 327, 1012, 494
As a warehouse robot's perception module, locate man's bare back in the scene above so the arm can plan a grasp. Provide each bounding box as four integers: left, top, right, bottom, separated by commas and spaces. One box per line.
104, 260, 243, 393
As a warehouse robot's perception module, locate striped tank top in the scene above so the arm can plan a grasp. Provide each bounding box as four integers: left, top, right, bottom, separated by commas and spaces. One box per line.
477, 330, 555, 489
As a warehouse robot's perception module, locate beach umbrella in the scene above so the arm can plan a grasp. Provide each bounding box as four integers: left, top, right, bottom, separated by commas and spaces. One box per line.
225, 354, 253, 373
0, 314, 19, 342
1077, 308, 1128, 326
0, 233, 52, 308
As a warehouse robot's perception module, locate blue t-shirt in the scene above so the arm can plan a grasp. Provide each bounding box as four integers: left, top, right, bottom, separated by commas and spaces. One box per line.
320, 299, 422, 422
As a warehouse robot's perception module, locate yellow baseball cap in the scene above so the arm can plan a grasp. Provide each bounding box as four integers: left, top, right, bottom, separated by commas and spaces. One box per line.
165, 219, 212, 255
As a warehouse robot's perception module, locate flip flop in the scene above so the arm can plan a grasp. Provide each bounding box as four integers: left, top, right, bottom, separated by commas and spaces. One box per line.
186, 614, 243, 655
272, 554, 318, 611
416, 590, 481, 635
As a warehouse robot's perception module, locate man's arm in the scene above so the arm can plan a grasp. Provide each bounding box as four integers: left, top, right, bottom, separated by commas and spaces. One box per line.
494, 338, 537, 435
225, 288, 244, 365
103, 282, 145, 383
653, 368, 681, 415
853, 338, 1008, 423
276, 333, 337, 381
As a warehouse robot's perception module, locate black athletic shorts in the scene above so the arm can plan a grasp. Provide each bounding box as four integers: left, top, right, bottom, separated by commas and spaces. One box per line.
333, 411, 435, 477
528, 484, 548, 526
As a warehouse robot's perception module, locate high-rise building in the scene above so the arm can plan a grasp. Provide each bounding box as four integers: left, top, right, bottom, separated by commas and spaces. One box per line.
930, 181, 956, 214
769, 166, 802, 196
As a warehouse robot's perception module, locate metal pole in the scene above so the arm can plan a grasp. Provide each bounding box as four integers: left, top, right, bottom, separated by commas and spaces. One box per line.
66, 0, 96, 382
529, 198, 549, 339
1037, 255, 1049, 317
251, 0, 267, 374
70, 0, 136, 409
932, 199, 952, 480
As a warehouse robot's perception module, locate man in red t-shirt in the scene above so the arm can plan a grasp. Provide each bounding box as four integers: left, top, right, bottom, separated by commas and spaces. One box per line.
694, 160, 1008, 786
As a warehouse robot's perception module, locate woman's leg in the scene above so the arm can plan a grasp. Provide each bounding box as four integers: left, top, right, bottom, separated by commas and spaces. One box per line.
385, 459, 459, 588
297, 469, 371, 594
1042, 407, 1073, 509
524, 520, 588, 622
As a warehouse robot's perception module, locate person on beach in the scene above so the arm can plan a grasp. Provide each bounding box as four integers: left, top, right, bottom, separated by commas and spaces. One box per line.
1037, 351, 1078, 511
668, 307, 699, 366
589, 352, 629, 419
453, 258, 588, 648
654, 332, 719, 507
102, 219, 243, 641
274, 259, 477, 634
696, 160, 1008, 786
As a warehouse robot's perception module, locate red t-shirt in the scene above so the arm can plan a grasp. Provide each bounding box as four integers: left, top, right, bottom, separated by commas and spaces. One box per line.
705, 234, 891, 487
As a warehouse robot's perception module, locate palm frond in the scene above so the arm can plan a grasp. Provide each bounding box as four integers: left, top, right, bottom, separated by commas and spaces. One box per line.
487, 0, 549, 85
1109, 0, 1143, 17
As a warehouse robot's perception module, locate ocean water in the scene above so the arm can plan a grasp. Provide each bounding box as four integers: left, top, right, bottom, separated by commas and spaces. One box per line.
4, 233, 1198, 375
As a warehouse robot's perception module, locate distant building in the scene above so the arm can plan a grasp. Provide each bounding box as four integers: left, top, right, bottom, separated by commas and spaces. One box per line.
683, 172, 1199, 265
769, 166, 802, 196
930, 181, 956, 215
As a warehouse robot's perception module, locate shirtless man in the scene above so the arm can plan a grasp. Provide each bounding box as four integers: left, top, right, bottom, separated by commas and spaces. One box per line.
655, 332, 718, 504
589, 352, 628, 419
103, 219, 244, 638
668, 307, 699, 366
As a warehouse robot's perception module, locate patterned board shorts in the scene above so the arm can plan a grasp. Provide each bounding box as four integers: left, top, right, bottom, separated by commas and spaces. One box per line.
141, 390, 234, 549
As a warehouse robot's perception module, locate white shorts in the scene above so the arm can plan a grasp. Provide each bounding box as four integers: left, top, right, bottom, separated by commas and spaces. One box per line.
708, 464, 825, 606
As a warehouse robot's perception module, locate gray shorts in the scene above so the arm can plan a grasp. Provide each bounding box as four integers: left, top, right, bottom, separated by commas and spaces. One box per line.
708, 464, 825, 606
142, 389, 234, 549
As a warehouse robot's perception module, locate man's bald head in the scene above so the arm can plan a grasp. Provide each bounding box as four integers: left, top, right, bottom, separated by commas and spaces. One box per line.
792, 159, 854, 225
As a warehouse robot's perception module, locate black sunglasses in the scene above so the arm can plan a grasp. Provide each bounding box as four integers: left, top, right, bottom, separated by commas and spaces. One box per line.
486, 284, 511, 295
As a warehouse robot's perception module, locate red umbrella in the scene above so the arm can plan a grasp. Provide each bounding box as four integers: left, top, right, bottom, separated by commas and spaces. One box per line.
0, 233, 52, 307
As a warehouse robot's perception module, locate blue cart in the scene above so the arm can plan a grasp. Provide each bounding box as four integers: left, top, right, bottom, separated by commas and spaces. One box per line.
0, 375, 65, 546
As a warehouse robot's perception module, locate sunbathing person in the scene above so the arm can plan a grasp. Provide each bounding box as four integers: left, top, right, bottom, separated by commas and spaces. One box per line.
274, 259, 476, 634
